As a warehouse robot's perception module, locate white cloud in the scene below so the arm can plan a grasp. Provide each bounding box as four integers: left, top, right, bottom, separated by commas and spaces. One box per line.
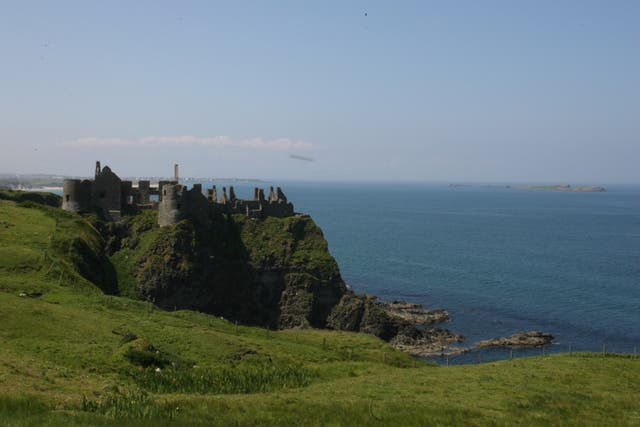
61, 135, 312, 150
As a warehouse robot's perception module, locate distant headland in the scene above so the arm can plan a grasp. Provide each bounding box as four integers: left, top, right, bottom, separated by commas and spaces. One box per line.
449, 183, 607, 192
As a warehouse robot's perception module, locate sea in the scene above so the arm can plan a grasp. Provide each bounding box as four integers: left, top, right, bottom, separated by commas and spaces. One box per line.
53, 181, 640, 363
214, 181, 640, 363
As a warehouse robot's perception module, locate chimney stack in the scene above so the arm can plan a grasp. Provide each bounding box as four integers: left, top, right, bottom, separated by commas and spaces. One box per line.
174, 164, 179, 181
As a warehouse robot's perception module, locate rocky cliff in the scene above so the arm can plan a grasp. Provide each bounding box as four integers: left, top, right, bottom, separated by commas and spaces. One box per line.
92, 207, 460, 353
100, 210, 346, 329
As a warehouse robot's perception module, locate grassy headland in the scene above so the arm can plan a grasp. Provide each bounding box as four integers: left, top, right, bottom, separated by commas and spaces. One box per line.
0, 197, 638, 426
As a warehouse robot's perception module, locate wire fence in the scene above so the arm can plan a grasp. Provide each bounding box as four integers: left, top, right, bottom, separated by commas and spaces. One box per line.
426, 342, 640, 366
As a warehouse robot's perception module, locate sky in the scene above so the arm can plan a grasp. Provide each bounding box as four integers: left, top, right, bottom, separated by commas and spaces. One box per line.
0, 0, 638, 183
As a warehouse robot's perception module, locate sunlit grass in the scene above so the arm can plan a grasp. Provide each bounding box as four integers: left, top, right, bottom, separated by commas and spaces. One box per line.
1, 197, 639, 426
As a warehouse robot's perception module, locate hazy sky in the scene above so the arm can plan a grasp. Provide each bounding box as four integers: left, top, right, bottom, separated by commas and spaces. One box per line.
1, 1, 638, 182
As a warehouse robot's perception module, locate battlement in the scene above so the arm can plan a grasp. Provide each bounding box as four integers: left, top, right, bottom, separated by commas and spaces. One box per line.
157, 183, 294, 226
62, 161, 296, 226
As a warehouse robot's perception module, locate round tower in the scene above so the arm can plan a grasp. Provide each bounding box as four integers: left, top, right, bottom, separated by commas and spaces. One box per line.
158, 184, 186, 227
62, 179, 91, 212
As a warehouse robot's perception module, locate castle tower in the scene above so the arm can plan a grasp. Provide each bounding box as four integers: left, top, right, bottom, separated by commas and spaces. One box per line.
158, 184, 186, 226
95, 161, 101, 177
62, 179, 92, 212
174, 164, 179, 181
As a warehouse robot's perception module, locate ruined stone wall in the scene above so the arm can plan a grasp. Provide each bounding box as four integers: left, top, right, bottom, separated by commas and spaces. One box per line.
200, 185, 294, 221
91, 166, 122, 220
185, 184, 210, 225
262, 200, 294, 217
260, 187, 294, 217
63, 161, 297, 226
121, 181, 133, 206
136, 180, 150, 204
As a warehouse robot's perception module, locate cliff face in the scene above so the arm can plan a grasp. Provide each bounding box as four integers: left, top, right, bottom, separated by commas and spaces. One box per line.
105, 210, 347, 329
109, 211, 459, 355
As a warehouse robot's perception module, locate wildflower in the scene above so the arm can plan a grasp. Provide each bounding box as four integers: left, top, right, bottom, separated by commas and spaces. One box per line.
155, 367, 161, 373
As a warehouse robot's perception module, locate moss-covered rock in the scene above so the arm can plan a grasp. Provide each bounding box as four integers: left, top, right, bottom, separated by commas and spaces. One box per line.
103, 211, 347, 330
121, 338, 191, 369
327, 293, 399, 340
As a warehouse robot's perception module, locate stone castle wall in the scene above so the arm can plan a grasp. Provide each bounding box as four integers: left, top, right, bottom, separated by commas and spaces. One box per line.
157, 184, 295, 226
62, 161, 296, 226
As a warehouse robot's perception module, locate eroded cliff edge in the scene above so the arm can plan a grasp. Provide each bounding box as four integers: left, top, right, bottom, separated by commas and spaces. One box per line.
97, 209, 459, 353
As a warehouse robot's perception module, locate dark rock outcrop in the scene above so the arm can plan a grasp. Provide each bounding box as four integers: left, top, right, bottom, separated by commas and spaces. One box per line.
327, 293, 461, 354
381, 301, 450, 325
476, 331, 554, 348
390, 328, 465, 357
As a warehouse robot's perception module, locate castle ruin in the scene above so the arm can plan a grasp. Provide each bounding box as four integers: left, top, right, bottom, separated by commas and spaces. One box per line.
62, 161, 295, 226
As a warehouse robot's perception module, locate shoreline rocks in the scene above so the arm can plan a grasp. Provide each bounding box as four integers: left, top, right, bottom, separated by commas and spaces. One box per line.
327, 294, 463, 355
380, 300, 450, 325
475, 331, 554, 348
390, 328, 466, 357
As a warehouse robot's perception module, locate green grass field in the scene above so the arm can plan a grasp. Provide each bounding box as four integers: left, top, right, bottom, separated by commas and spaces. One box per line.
1, 199, 639, 426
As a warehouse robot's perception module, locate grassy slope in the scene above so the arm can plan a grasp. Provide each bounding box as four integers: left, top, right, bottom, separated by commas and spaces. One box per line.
107, 210, 162, 298
0, 189, 61, 208
1, 199, 639, 426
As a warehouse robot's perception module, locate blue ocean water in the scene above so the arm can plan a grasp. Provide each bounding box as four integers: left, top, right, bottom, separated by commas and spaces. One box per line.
249, 181, 639, 361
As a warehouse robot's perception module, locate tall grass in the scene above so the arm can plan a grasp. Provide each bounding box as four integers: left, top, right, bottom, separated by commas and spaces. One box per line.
133, 364, 317, 394
0, 394, 48, 417
81, 388, 179, 419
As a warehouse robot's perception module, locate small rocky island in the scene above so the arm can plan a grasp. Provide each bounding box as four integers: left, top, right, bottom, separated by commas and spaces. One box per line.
494, 184, 606, 192
509, 184, 606, 192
